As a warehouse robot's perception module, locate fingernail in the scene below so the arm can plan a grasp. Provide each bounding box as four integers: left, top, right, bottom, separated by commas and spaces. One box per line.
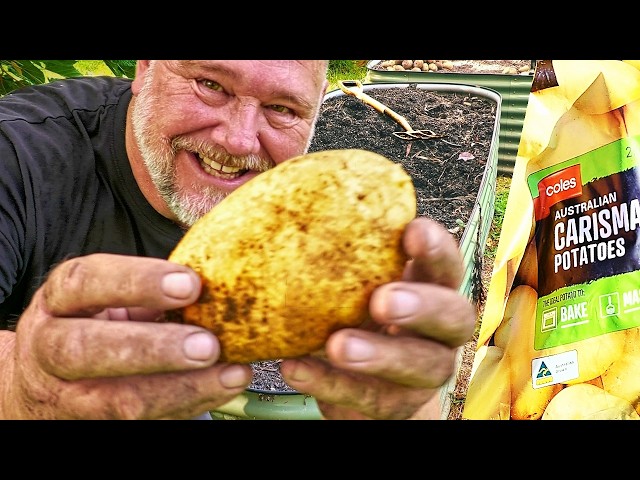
390, 289, 420, 319
183, 332, 216, 360
287, 359, 313, 382
344, 336, 376, 362
162, 272, 196, 299
219, 365, 252, 388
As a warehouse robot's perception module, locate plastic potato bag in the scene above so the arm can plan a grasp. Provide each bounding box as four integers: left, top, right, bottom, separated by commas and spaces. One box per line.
462, 60, 640, 420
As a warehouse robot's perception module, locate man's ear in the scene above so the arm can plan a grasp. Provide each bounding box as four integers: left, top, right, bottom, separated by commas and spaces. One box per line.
130, 60, 151, 94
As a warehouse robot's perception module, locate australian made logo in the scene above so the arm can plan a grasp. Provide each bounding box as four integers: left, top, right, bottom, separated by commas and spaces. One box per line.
531, 350, 579, 389
535, 361, 553, 386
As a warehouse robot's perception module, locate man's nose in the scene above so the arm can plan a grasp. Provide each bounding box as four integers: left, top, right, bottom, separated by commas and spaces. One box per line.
220, 100, 261, 156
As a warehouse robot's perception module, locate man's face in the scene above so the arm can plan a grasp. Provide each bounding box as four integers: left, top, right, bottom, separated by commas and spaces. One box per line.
129, 60, 328, 227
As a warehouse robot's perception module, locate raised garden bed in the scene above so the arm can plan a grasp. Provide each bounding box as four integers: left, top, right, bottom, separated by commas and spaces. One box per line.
212, 82, 501, 420
365, 60, 534, 175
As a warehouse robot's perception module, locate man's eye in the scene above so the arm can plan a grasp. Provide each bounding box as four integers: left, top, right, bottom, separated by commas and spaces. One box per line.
201, 79, 223, 91
269, 104, 292, 114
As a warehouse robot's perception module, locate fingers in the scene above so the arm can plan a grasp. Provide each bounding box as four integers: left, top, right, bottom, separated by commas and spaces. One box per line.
7, 251, 256, 419
280, 356, 436, 419
281, 321, 462, 419
325, 328, 457, 387
375, 216, 476, 348
369, 282, 476, 348
28, 253, 225, 379
33, 316, 222, 379
35, 253, 223, 378
52, 364, 252, 419
402, 217, 464, 289
42, 253, 202, 317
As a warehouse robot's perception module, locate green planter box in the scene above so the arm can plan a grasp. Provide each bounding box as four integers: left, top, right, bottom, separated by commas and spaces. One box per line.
211, 391, 322, 420
365, 60, 533, 175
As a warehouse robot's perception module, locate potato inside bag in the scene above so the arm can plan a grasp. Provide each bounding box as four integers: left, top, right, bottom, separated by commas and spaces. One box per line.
463, 60, 640, 420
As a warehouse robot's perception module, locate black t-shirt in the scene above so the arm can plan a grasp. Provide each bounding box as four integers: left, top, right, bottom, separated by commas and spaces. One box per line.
0, 76, 185, 329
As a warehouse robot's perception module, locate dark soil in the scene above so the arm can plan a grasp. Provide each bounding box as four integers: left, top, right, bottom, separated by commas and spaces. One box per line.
248, 83, 498, 394
308, 84, 497, 228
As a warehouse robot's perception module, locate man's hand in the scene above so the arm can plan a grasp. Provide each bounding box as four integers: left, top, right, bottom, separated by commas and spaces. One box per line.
280, 217, 477, 419
0, 254, 253, 419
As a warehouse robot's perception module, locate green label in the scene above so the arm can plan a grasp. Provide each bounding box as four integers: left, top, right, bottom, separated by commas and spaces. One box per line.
528, 135, 640, 350
535, 271, 640, 349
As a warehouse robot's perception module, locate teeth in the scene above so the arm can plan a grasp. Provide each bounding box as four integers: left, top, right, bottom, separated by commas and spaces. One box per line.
221, 164, 239, 173
201, 156, 240, 173
199, 155, 242, 179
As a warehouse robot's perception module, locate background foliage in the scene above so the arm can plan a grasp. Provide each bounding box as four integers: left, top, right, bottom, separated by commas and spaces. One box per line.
0, 60, 366, 96
0, 60, 137, 96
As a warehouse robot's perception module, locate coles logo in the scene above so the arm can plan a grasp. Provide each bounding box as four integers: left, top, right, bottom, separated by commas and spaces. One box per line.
534, 165, 582, 220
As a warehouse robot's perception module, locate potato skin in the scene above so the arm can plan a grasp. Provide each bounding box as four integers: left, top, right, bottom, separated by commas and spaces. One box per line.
168, 149, 416, 363
541, 383, 640, 420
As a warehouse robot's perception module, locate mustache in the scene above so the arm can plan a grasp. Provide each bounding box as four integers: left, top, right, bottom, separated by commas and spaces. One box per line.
171, 136, 275, 172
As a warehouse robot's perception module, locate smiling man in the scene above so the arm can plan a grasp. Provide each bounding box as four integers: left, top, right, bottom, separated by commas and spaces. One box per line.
0, 60, 475, 419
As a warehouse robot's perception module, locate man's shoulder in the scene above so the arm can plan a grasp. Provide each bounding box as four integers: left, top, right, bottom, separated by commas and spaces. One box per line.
0, 76, 132, 124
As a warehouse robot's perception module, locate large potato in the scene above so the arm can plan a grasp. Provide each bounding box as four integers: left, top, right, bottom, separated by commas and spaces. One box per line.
541, 383, 640, 420
168, 149, 416, 363
499, 286, 562, 419
462, 346, 512, 420
601, 327, 640, 409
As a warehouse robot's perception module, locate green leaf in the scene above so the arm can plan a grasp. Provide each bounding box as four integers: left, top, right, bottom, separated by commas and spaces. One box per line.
0, 60, 83, 95
39, 60, 83, 79
103, 60, 137, 78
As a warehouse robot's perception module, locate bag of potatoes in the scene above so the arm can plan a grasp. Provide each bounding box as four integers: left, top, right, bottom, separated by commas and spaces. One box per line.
463, 60, 640, 420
